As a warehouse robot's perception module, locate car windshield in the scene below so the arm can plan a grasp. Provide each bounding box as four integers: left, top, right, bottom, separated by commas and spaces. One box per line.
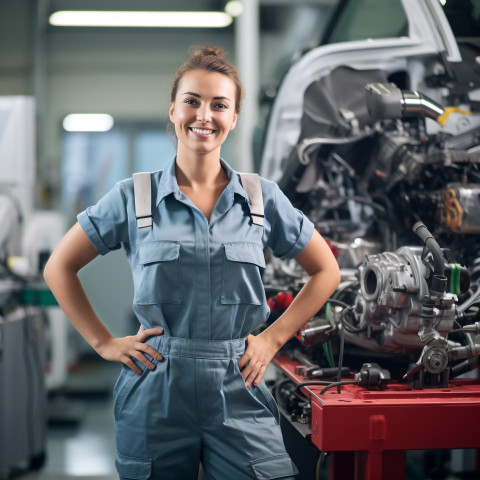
322, 0, 480, 45
322, 0, 408, 44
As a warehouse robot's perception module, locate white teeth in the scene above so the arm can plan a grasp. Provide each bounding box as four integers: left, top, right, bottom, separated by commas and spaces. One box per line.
191, 127, 214, 134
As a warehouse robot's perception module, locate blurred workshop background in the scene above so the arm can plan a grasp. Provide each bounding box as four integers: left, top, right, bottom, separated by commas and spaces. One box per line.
1, 1, 480, 479
0, 1, 335, 478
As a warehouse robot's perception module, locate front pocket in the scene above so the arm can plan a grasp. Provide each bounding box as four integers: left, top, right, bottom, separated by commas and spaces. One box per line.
221, 243, 266, 305
135, 241, 181, 304
250, 453, 299, 479
256, 381, 281, 425
113, 367, 137, 422
113, 336, 161, 421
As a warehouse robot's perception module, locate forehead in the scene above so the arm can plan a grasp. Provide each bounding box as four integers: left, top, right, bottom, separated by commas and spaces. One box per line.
177, 70, 236, 99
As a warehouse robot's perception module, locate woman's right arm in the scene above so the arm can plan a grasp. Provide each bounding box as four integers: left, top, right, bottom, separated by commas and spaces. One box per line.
43, 222, 163, 374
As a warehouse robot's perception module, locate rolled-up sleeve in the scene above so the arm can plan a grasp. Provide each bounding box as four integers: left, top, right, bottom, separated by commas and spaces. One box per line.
77, 182, 129, 255
267, 183, 314, 259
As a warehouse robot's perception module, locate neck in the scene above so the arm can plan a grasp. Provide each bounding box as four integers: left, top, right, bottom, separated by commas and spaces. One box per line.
175, 149, 227, 189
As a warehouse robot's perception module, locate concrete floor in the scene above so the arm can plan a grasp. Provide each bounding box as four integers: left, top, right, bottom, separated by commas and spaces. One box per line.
11, 360, 206, 480
12, 361, 118, 480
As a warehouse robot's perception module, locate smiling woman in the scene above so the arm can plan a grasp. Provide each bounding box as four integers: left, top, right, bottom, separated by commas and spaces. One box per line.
169, 69, 238, 163
43, 45, 340, 480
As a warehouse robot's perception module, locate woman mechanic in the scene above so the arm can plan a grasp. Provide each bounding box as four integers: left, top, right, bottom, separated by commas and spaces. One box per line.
44, 46, 340, 480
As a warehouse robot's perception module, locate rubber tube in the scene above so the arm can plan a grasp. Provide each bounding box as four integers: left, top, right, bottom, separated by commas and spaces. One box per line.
413, 222, 447, 293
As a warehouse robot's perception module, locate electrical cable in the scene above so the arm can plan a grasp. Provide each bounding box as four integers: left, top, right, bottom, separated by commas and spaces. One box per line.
324, 297, 358, 392
326, 298, 365, 333
325, 298, 350, 309
342, 307, 367, 333
272, 378, 295, 401
327, 299, 364, 332
295, 381, 333, 392
315, 451, 327, 480
320, 381, 358, 395
272, 378, 308, 411
323, 303, 336, 368
337, 314, 346, 393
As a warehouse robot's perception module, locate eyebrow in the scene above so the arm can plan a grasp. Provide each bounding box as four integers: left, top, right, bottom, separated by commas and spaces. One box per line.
182, 91, 231, 101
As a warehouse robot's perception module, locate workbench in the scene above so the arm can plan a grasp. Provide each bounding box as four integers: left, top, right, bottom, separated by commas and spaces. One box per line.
274, 355, 480, 480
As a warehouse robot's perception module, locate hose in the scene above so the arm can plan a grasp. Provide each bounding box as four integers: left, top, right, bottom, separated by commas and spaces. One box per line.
412, 222, 447, 294
457, 284, 480, 314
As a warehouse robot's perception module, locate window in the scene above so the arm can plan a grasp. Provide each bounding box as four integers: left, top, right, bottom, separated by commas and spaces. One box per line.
322, 0, 408, 45
61, 123, 175, 222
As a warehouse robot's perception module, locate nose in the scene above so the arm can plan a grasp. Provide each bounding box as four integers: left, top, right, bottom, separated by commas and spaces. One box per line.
196, 105, 212, 123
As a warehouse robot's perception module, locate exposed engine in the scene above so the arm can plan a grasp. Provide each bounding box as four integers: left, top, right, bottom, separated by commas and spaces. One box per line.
259, 4, 480, 477
263, 64, 480, 389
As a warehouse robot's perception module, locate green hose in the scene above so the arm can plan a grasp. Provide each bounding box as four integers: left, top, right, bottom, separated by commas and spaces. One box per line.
449, 263, 461, 295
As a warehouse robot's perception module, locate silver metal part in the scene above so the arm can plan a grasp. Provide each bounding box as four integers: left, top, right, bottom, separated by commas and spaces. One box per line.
421, 338, 449, 374
332, 238, 383, 269
348, 246, 456, 353
301, 319, 333, 343
401, 90, 444, 120
365, 82, 444, 121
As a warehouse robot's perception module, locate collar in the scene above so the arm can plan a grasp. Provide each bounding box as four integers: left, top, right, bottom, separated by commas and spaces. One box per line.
155, 157, 250, 207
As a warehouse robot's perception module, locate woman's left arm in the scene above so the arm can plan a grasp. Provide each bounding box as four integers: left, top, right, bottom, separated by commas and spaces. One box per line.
238, 229, 341, 387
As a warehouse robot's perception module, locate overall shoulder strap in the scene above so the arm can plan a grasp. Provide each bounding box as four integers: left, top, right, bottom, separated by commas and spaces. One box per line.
133, 172, 152, 228
239, 173, 264, 227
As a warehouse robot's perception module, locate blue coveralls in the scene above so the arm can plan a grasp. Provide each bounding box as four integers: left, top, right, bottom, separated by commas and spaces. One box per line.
77, 158, 314, 480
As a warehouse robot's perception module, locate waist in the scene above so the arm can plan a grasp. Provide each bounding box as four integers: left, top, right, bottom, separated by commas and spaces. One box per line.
156, 336, 246, 359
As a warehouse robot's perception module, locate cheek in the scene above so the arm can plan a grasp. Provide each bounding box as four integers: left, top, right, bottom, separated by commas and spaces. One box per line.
173, 108, 193, 128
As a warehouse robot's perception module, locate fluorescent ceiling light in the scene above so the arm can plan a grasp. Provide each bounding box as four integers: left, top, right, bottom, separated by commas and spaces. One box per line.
49, 11, 233, 28
63, 114, 114, 132
225, 1, 243, 18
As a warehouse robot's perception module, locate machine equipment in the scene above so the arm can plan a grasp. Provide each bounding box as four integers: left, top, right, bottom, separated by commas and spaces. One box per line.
259, 1, 480, 478
0, 96, 64, 478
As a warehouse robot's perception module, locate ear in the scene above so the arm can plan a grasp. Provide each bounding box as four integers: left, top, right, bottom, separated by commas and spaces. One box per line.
169, 103, 175, 123
229, 112, 238, 131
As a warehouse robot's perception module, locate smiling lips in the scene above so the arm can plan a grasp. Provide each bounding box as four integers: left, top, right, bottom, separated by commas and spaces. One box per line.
190, 127, 215, 135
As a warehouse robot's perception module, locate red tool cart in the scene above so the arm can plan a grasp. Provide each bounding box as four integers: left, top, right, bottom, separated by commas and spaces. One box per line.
274, 355, 480, 480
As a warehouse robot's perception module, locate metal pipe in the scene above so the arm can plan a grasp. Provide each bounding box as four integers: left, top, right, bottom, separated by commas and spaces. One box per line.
401, 90, 444, 121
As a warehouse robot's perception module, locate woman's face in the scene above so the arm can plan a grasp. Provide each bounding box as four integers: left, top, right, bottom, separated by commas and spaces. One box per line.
169, 69, 238, 158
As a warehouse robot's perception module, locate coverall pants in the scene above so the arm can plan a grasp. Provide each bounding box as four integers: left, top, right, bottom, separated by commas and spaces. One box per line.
114, 335, 298, 480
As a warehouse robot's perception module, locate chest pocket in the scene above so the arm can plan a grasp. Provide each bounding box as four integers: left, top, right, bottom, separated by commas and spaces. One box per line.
221, 243, 266, 305
135, 241, 181, 305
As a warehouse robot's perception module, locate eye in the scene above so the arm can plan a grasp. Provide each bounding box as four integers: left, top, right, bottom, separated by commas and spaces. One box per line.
214, 103, 228, 110
184, 98, 198, 106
